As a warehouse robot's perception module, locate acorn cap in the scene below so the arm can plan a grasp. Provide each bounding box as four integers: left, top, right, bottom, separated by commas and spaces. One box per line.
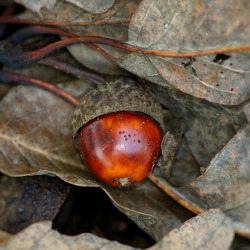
71, 77, 165, 148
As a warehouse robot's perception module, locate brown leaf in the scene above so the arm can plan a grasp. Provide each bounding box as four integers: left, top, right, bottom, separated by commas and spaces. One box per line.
104, 0, 250, 105
225, 201, 250, 239
0, 84, 92, 179
0, 175, 70, 233
158, 118, 186, 178
182, 124, 250, 211
18, 0, 137, 24
151, 124, 250, 237
64, 0, 140, 75
0, 210, 234, 250
104, 179, 193, 241
148, 209, 234, 250
128, 0, 249, 50
65, 0, 115, 14
15, 0, 116, 14
148, 83, 246, 167
147, 55, 249, 105
0, 221, 136, 250
167, 138, 200, 186
14, 0, 57, 13
244, 103, 250, 122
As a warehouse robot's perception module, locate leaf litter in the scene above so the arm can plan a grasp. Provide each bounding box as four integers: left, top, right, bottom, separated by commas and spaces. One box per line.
0, 0, 250, 248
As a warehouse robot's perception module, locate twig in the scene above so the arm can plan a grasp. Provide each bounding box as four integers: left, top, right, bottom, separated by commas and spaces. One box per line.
0, 71, 80, 107
40, 56, 105, 86
1, 35, 250, 68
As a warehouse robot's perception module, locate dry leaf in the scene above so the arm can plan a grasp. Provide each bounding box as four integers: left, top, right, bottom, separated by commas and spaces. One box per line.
100, 0, 250, 105
0, 221, 135, 250
0, 209, 234, 250
0, 84, 90, 179
104, 179, 193, 241
14, 0, 115, 14
17, 0, 140, 74
167, 138, 200, 186
148, 209, 234, 250
181, 124, 250, 211
244, 103, 250, 122
148, 83, 246, 167
0, 175, 70, 234
152, 124, 250, 237
1, 1, 250, 246
225, 201, 250, 238
61, 0, 140, 75
65, 0, 115, 14
14, 0, 57, 13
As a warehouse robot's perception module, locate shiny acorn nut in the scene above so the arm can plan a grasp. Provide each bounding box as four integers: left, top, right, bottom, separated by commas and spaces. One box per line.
72, 78, 164, 187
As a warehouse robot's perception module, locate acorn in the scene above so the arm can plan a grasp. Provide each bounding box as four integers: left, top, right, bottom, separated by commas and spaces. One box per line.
71, 78, 164, 187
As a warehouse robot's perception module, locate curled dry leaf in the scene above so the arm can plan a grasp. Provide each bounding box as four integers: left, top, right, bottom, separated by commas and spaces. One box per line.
158, 118, 186, 178
167, 137, 200, 186
104, 179, 193, 241
225, 202, 250, 238
148, 83, 247, 167
15, 0, 115, 14
0, 221, 136, 250
0, 85, 92, 179
0, 175, 70, 234
100, 0, 250, 105
148, 209, 234, 250
0, 209, 234, 250
14, 0, 57, 13
65, 0, 115, 14
63, 0, 140, 75
244, 103, 250, 122
181, 124, 250, 211
17, 0, 136, 24
151, 124, 250, 237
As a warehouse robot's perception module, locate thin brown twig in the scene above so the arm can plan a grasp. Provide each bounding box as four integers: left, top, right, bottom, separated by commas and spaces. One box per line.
1, 35, 250, 68
0, 71, 80, 107
40, 56, 105, 86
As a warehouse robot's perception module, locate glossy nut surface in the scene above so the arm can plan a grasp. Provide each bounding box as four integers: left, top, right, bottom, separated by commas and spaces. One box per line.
77, 111, 162, 187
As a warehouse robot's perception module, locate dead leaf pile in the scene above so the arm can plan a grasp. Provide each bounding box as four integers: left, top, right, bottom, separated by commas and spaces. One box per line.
0, 0, 249, 249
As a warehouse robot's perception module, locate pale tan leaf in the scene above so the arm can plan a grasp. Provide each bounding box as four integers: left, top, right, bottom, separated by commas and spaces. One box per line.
151, 124, 250, 237
129, 0, 249, 50
105, 0, 250, 105
0, 82, 94, 180
14, 0, 56, 13
65, 0, 115, 14
0, 221, 136, 250
183, 124, 250, 211
226, 201, 250, 239
148, 209, 234, 250
146, 82, 246, 167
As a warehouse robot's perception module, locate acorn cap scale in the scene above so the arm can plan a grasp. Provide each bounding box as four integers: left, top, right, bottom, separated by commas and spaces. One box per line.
71, 77, 164, 147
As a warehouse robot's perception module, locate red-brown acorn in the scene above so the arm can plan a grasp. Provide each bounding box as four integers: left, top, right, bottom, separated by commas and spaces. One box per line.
71, 78, 164, 187
77, 111, 162, 187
